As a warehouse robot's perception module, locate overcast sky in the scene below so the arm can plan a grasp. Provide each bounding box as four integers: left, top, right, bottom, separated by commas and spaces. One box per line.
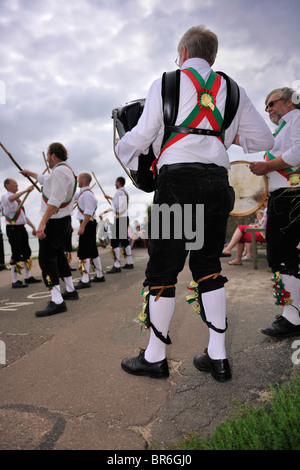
0, 0, 299, 229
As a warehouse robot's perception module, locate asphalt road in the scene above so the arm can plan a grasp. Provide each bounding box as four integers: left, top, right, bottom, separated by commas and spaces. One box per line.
0, 247, 298, 451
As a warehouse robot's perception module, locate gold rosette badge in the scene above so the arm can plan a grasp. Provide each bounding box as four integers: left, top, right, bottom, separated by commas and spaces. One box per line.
288, 174, 300, 186
199, 91, 215, 111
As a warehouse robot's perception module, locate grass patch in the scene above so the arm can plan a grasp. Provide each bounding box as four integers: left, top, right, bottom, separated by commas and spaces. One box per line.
167, 371, 300, 450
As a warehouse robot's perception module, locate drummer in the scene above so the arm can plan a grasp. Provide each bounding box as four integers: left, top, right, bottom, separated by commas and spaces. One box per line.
250, 86, 300, 338
116, 25, 274, 382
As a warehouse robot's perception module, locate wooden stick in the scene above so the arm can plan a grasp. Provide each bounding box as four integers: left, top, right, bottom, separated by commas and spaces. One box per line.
0, 142, 41, 192
92, 171, 111, 205
9, 190, 31, 221
17, 190, 31, 213
42, 152, 50, 173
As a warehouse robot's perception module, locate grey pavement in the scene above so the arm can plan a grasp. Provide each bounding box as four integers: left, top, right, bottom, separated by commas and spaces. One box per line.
0, 247, 299, 451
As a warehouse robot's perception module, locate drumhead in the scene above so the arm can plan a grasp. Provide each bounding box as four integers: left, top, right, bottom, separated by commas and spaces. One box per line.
228, 160, 268, 216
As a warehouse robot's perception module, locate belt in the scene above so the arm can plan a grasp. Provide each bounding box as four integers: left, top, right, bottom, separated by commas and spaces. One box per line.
159, 162, 221, 174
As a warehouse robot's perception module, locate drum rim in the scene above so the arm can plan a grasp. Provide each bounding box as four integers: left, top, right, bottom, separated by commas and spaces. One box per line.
229, 160, 268, 217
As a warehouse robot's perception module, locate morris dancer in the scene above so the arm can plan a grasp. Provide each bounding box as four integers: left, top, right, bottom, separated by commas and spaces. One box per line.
250, 87, 300, 337
75, 172, 105, 289
115, 25, 274, 381
1, 178, 41, 287
104, 177, 133, 273
0, 201, 6, 271
21, 142, 77, 316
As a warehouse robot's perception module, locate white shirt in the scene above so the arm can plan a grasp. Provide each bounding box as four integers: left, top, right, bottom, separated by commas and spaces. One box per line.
1, 191, 27, 225
75, 186, 97, 221
112, 187, 129, 217
265, 109, 300, 193
116, 58, 274, 171
37, 162, 76, 219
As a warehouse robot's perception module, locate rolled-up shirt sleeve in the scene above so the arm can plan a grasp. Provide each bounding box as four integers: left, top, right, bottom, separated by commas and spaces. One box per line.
83, 192, 97, 216
47, 169, 69, 208
37, 174, 45, 185
281, 126, 300, 167
228, 89, 274, 153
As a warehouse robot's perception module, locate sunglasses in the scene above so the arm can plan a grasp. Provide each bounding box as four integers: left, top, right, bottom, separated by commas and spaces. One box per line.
265, 98, 283, 112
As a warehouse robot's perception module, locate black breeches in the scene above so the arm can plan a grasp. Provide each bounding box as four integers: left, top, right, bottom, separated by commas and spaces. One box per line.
39, 216, 72, 287
6, 224, 31, 263
266, 188, 300, 277
144, 164, 235, 295
77, 219, 98, 260
110, 217, 130, 249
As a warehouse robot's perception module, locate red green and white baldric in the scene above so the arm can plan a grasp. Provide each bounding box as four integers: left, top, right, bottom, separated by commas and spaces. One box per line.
264, 121, 300, 186
152, 68, 225, 174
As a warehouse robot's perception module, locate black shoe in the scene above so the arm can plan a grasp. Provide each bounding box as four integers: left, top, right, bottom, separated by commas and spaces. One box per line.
25, 276, 42, 284
12, 280, 28, 288
91, 275, 105, 282
35, 301, 67, 317
122, 263, 134, 269
107, 266, 121, 274
0, 264, 8, 271
121, 349, 169, 378
62, 290, 79, 300
193, 350, 232, 382
261, 315, 300, 338
75, 280, 91, 290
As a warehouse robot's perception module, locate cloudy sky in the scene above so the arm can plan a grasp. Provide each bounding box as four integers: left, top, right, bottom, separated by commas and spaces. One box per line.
0, 0, 299, 229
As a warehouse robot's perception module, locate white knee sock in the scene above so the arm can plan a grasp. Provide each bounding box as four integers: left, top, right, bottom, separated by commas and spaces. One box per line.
51, 284, 63, 304
202, 287, 227, 360
281, 274, 300, 325
82, 258, 90, 283
23, 263, 30, 280
125, 245, 133, 265
144, 296, 175, 363
92, 256, 103, 277
113, 248, 121, 268
63, 276, 75, 292
11, 265, 18, 283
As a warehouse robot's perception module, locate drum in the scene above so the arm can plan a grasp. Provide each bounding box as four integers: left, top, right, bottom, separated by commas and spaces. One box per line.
228, 160, 268, 216
113, 99, 145, 138
112, 99, 156, 192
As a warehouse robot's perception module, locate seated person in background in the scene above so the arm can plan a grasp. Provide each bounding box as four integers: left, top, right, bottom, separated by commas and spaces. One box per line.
129, 224, 148, 249
221, 209, 267, 265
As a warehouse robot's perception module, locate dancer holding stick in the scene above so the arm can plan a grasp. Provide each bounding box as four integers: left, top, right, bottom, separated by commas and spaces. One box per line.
1, 178, 41, 287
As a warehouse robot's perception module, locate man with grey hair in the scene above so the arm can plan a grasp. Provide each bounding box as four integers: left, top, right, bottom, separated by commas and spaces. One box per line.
250, 87, 300, 337
116, 25, 274, 382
